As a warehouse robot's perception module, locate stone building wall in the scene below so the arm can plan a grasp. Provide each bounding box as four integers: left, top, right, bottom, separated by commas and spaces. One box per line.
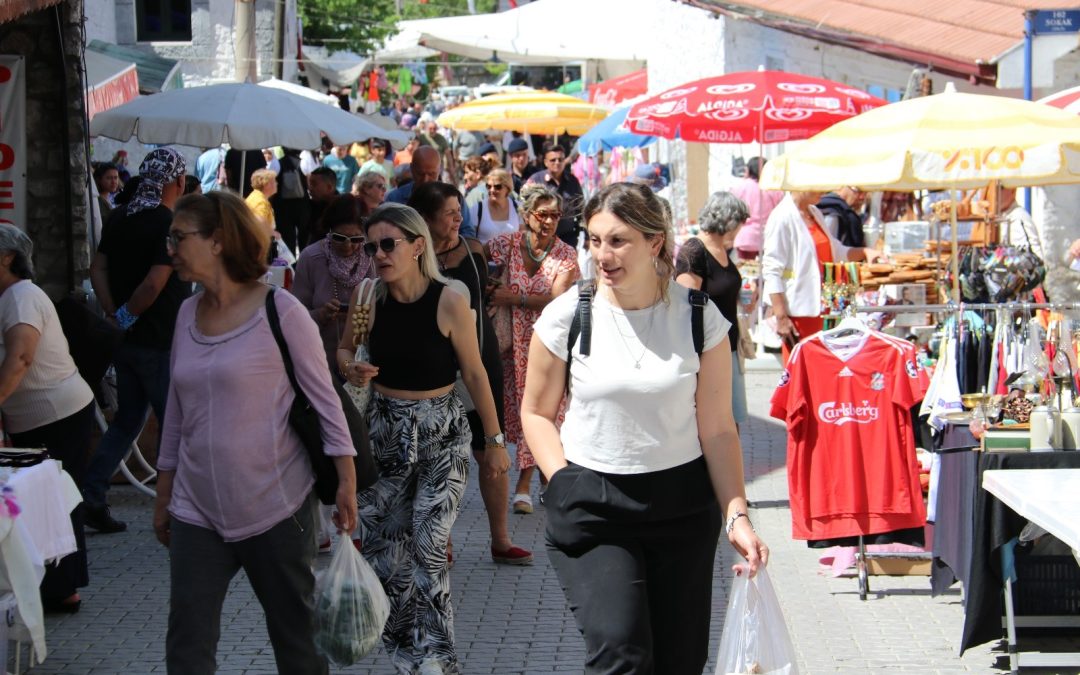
0, 0, 90, 300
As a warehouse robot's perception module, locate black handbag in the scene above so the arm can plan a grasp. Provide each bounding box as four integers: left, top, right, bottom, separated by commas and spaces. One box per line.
265, 288, 342, 506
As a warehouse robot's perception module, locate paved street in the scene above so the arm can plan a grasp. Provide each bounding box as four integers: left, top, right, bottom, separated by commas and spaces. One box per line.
27, 367, 1040, 674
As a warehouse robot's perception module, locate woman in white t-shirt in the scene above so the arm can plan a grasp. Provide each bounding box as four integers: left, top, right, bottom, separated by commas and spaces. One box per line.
0, 224, 95, 614
467, 168, 520, 244
521, 182, 768, 674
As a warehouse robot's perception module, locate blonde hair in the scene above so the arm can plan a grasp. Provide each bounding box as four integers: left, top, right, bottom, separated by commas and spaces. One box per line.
583, 182, 675, 301
363, 202, 449, 301
485, 168, 513, 193
250, 169, 277, 191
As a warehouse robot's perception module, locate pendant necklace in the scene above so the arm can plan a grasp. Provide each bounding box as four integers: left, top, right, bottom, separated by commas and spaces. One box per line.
436, 236, 463, 272
609, 294, 659, 369
525, 231, 554, 264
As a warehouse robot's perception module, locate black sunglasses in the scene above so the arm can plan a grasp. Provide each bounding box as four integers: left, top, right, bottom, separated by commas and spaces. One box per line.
362, 237, 411, 257
329, 232, 365, 245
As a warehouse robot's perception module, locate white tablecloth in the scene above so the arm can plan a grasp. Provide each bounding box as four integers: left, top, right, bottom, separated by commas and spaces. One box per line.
981, 468, 1080, 555
0, 459, 83, 663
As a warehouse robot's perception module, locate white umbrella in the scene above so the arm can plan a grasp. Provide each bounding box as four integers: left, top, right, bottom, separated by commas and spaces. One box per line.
89, 82, 408, 151
257, 77, 339, 106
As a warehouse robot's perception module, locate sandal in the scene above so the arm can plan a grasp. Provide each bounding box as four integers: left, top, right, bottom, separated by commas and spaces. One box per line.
512, 493, 533, 514
491, 545, 533, 566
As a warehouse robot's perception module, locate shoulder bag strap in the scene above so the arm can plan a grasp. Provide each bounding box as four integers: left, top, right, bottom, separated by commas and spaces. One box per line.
265, 288, 306, 401
564, 279, 594, 395
462, 238, 484, 353
688, 287, 708, 355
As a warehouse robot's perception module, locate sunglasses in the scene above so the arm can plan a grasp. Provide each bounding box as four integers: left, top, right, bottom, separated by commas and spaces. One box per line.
532, 210, 562, 222
165, 229, 205, 251
487, 184, 507, 191
362, 237, 411, 257
329, 232, 365, 245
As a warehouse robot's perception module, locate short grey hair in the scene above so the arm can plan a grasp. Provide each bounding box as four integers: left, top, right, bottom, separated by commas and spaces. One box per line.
0, 223, 33, 279
698, 191, 749, 235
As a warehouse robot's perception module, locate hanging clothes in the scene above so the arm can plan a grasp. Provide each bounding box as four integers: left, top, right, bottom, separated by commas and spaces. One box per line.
770, 328, 929, 541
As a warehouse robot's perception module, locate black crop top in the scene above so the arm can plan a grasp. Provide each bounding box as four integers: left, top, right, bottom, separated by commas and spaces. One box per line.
369, 280, 458, 390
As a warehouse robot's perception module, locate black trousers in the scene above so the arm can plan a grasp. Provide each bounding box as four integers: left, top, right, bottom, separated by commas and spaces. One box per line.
545, 456, 722, 675
10, 403, 94, 602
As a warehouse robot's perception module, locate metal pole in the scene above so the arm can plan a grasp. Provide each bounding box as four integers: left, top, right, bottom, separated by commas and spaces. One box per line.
1023, 10, 1035, 212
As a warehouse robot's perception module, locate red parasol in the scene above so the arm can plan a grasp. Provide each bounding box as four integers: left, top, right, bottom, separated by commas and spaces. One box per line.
589, 69, 648, 108
625, 71, 887, 144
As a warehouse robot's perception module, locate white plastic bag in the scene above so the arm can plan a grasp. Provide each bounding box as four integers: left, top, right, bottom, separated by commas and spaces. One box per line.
313, 534, 390, 666
716, 563, 799, 675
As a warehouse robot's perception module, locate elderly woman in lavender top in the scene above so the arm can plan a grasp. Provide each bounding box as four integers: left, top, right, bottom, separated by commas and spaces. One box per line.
154, 191, 356, 675
292, 194, 375, 371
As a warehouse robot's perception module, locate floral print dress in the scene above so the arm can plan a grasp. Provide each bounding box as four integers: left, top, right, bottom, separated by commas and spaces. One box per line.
488, 231, 580, 469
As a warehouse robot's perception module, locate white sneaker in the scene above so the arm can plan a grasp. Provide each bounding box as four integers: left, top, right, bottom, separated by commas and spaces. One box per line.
512, 493, 533, 514
418, 658, 444, 675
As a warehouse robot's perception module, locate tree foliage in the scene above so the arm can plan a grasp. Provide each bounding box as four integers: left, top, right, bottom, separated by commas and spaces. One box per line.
298, 0, 500, 55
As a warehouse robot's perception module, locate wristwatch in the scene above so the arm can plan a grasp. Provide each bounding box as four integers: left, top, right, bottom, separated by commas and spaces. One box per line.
725, 509, 753, 535
484, 432, 505, 447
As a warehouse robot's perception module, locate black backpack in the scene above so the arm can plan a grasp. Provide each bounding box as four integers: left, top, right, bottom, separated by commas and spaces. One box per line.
564, 280, 709, 394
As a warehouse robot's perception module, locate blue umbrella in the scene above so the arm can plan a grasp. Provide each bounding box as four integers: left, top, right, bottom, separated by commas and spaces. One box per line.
576, 105, 656, 155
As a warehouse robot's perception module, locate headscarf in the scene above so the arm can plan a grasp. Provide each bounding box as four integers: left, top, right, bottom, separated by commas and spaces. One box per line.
323, 236, 370, 289
127, 147, 188, 215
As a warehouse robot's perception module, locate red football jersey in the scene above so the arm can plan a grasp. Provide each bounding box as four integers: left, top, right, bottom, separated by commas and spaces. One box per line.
770, 331, 929, 541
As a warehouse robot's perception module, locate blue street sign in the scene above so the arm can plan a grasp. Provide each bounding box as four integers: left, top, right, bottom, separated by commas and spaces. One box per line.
1034, 9, 1080, 34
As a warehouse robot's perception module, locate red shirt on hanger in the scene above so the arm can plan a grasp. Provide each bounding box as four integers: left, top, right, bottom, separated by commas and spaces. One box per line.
770, 331, 929, 540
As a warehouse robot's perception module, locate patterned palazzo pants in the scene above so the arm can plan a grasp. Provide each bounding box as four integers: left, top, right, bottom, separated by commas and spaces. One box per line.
358, 390, 471, 674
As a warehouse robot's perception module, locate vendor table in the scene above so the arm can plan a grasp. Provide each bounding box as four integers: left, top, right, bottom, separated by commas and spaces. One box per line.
0, 459, 82, 666
942, 451, 1080, 658
981, 468, 1080, 674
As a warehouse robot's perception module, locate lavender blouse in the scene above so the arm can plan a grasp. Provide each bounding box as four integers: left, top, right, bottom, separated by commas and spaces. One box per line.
158, 289, 355, 541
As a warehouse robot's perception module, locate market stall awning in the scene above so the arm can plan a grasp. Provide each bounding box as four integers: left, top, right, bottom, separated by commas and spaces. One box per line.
298, 45, 368, 91
85, 50, 139, 119
589, 69, 647, 108
437, 90, 608, 136
397, 0, 654, 70
87, 40, 182, 93
0, 0, 62, 24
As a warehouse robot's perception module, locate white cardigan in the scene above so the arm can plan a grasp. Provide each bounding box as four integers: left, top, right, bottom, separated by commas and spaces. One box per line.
762, 195, 852, 317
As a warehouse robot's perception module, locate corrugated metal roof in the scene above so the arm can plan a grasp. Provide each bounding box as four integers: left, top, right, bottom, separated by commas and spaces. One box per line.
696, 0, 1063, 77
0, 0, 62, 25
87, 40, 183, 93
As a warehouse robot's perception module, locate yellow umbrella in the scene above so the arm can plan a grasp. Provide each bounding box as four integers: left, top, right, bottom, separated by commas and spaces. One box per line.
761, 87, 1080, 191
437, 91, 608, 136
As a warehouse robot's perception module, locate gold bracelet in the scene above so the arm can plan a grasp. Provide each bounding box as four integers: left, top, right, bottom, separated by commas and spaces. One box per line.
340, 359, 352, 376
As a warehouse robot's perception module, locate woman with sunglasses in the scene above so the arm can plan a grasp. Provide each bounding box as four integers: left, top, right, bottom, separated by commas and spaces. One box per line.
486, 183, 579, 515
336, 203, 507, 675
409, 181, 532, 567
466, 168, 520, 244
351, 171, 388, 215
158, 191, 357, 674
292, 194, 374, 373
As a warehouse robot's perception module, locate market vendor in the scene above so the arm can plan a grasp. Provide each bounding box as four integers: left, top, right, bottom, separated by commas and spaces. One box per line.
762, 191, 885, 362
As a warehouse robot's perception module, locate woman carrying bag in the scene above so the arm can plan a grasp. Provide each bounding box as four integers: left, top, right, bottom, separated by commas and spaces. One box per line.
521, 182, 768, 674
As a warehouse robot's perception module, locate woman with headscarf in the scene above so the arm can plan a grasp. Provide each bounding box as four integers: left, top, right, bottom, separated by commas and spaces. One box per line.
0, 224, 95, 613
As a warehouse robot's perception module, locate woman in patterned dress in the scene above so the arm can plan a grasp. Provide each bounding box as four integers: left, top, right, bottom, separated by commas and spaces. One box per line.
486, 183, 580, 514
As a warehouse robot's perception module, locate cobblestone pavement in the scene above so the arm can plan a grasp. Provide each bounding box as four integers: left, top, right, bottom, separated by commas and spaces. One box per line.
26, 368, 1048, 674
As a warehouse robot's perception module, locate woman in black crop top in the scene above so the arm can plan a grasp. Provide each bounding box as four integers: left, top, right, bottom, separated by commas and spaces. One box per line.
410, 182, 533, 568
335, 203, 507, 675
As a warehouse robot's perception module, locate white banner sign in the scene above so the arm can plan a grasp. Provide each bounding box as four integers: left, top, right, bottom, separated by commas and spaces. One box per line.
0, 56, 26, 230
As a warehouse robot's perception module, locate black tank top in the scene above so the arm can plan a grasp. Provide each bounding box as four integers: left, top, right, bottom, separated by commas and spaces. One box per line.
369, 280, 458, 390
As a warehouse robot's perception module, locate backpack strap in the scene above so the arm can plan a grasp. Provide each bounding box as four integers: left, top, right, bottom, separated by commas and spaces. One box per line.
564, 279, 595, 394
688, 288, 709, 355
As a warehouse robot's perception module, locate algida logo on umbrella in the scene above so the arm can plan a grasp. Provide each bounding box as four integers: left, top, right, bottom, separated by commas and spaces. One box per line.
817, 401, 879, 426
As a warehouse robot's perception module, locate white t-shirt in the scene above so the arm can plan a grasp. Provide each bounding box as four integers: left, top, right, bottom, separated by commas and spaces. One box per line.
533, 279, 730, 474
469, 199, 521, 244
0, 281, 94, 433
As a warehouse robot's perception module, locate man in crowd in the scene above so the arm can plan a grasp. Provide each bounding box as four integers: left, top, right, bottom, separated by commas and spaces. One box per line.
271, 148, 310, 254
195, 145, 224, 193
388, 145, 476, 236
323, 144, 360, 195
359, 138, 394, 182
526, 141, 584, 247
817, 186, 867, 247
507, 137, 534, 193
417, 114, 452, 179
85, 147, 193, 533
305, 166, 339, 244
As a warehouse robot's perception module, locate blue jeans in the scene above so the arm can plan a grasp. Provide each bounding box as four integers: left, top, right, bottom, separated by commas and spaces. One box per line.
82, 342, 171, 508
